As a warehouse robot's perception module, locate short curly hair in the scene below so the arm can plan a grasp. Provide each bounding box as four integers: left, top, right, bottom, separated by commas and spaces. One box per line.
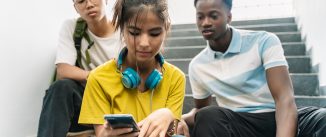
194, 0, 232, 10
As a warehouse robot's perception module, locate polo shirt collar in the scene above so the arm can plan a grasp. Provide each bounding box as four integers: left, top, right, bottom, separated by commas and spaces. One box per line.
206, 27, 242, 59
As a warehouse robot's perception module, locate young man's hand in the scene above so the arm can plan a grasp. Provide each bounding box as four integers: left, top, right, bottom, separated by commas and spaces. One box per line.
177, 119, 190, 137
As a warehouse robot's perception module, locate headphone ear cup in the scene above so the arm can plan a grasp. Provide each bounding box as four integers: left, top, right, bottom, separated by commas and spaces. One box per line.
122, 68, 140, 89
145, 69, 162, 90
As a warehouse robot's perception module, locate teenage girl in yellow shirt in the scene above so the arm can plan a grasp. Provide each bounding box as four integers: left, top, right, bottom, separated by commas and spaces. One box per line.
78, 0, 186, 137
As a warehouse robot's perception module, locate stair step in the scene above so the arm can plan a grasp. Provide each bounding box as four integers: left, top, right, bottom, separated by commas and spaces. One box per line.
287, 56, 312, 73
183, 73, 318, 96
166, 56, 311, 74
170, 23, 298, 37
291, 74, 319, 96
163, 42, 306, 58
182, 95, 326, 113
295, 96, 326, 107
172, 17, 295, 30
278, 32, 302, 42
231, 17, 296, 26
167, 32, 302, 47
283, 42, 306, 56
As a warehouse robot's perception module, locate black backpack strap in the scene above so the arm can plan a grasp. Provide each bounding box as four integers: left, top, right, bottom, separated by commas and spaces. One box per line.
73, 17, 94, 69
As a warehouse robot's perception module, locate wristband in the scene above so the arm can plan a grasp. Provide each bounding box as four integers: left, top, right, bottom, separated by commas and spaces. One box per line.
166, 119, 179, 137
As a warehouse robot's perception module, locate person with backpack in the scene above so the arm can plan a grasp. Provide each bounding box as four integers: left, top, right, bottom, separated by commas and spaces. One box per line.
37, 0, 124, 136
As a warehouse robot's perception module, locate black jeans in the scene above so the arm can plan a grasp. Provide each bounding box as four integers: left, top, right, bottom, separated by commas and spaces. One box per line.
37, 79, 92, 137
192, 106, 326, 137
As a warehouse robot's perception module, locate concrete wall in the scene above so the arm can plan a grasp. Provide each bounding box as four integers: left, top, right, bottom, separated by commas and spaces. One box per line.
293, 0, 326, 94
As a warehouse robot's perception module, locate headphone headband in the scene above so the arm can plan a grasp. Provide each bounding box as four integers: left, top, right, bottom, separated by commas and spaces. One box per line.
117, 47, 164, 90
117, 47, 164, 69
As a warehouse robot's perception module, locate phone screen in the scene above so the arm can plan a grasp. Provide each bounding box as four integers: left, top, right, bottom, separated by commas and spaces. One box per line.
104, 114, 140, 132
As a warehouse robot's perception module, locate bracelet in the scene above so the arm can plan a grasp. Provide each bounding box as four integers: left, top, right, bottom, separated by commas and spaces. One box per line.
166, 119, 179, 137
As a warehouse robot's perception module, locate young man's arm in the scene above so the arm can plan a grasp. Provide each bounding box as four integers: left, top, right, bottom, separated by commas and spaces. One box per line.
177, 96, 212, 137
266, 66, 297, 137
56, 63, 89, 82
182, 96, 212, 126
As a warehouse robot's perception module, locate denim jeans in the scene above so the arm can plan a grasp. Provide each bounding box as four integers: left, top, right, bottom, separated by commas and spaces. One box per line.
37, 79, 92, 137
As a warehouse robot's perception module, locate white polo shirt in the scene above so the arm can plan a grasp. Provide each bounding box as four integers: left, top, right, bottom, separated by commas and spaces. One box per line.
189, 27, 288, 113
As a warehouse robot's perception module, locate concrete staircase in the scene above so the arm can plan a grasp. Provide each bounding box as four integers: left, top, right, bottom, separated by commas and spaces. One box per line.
164, 17, 326, 113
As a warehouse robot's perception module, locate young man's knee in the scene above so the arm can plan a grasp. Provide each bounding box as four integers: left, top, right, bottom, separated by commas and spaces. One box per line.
195, 106, 229, 122
313, 111, 326, 137
47, 79, 80, 96
316, 108, 326, 127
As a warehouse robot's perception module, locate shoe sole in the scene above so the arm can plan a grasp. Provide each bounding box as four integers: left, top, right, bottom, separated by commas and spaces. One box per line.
66, 130, 95, 137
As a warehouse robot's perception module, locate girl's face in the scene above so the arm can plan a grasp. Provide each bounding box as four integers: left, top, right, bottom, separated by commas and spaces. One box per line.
123, 10, 167, 64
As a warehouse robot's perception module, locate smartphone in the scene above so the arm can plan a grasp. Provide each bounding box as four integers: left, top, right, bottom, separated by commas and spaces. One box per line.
104, 114, 140, 132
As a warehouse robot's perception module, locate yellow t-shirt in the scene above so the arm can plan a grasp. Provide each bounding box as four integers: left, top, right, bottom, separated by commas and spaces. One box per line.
79, 59, 185, 124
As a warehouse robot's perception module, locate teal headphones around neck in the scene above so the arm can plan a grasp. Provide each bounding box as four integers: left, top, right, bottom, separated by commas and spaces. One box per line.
117, 47, 164, 90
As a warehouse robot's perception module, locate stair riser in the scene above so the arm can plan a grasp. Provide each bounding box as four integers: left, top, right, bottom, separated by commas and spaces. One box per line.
283, 43, 306, 56
291, 75, 319, 96
172, 17, 295, 30
184, 74, 318, 96
163, 43, 306, 58
167, 57, 311, 74
170, 25, 298, 37
231, 18, 296, 26
167, 33, 302, 47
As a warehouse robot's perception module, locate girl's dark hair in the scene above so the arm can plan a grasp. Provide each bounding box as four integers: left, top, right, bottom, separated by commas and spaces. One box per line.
112, 0, 170, 32
194, 0, 233, 10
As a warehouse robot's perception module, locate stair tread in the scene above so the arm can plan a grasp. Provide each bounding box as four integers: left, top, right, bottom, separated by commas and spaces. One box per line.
171, 23, 297, 32
164, 42, 305, 49
168, 31, 301, 39
172, 17, 296, 29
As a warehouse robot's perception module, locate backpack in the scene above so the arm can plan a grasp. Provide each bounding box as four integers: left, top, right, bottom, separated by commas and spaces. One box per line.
52, 17, 94, 82
73, 17, 94, 69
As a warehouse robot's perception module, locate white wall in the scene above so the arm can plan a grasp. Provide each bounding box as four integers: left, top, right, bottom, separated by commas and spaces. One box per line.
168, 0, 196, 24
293, 0, 326, 91
0, 0, 76, 136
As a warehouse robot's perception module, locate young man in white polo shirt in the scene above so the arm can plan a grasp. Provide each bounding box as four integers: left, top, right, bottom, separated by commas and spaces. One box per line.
177, 0, 326, 137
